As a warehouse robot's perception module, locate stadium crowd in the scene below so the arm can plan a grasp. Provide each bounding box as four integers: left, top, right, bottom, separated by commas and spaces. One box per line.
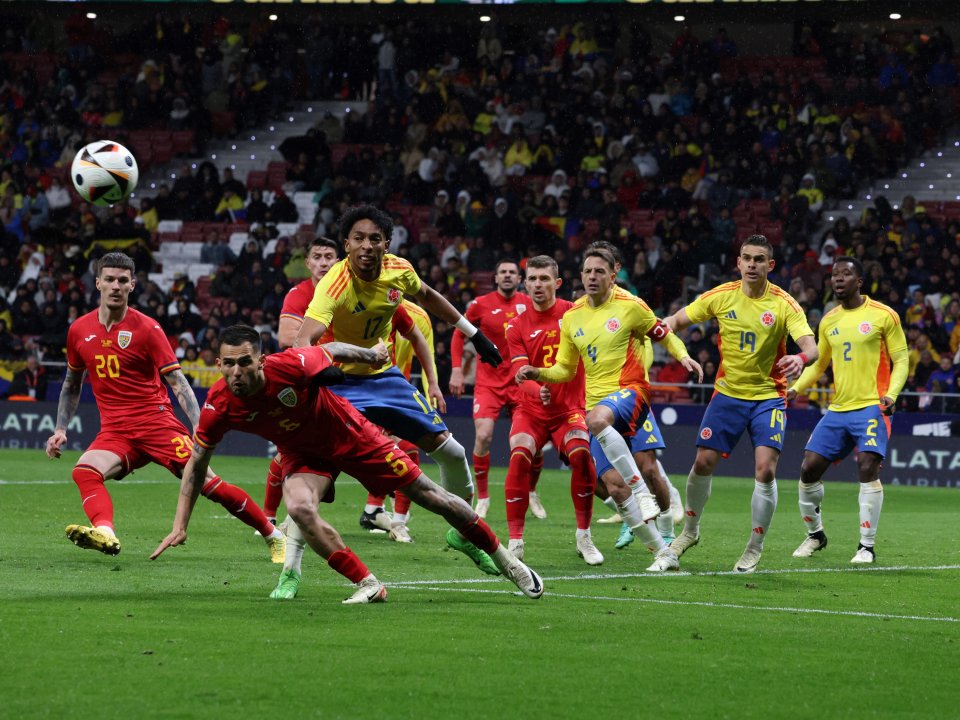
1, 11, 958, 410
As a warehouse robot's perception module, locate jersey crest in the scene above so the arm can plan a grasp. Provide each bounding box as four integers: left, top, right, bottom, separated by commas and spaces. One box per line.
606, 318, 621, 333
387, 288, 402, 305
277, 387, 298, 407
700, 427, 713, 440
515, 303, 527, 314
859, 322, 873, 335
760, 311, 776, 327
117, 330, 132, 349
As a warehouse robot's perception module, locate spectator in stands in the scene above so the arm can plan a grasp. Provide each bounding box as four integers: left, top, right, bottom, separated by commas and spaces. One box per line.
210, 260, 244, 298
136, 198, 159, 235
268, 191, 298, 223
0, 319, 17, 360
2, 354, 47, 400
214, 187, 246, 222
200, 229, 237, 266
245, 189, 269, 224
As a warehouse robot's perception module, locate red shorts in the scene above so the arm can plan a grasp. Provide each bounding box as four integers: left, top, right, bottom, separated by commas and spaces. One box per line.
473, 384, 519, 420
510, 405, 589, 456
89, 410, 193, 478
281, 427, 420, 499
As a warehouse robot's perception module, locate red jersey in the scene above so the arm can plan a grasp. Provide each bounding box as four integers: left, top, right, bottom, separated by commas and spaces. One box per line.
280, 278, 335, 346
506, 299, 586, 414
195, 346, 368, 457
66, 308, 180, 431
451, 290, 530, 392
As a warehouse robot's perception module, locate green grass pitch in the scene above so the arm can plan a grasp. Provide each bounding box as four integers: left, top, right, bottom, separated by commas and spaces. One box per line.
1, 448, 958, 719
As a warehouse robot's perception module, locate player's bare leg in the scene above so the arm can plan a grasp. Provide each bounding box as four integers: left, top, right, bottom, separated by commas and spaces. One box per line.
277, 472, 385, 603
735, 446, 780, 574
402, 473, 544, 598
65, 450, 123, 555
794, 450, 831, 558
472, 417, 495, 518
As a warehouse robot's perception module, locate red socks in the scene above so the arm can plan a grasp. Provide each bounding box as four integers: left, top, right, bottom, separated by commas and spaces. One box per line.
328, 547, 370, 583
72, 465, 114, 530
530, 452, 544, 492
504, 446, 533, 539
263, 455, 284, 518
473, 452, 490, 500
455, 515, 499, 553
566, 438, 595, 531
202, 475, 276, 537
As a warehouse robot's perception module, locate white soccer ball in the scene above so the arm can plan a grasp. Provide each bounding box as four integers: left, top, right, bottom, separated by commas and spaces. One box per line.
71, 140, 139, 206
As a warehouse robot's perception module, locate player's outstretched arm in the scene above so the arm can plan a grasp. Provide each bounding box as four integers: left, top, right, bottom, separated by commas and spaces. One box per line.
323, 340, 389, 366
150, 443, 212, 559
293, 317, 329, 348
415, 285, 502, 367
46, 368, 84, 459
400, 324, 446, 413
165, 369, 201, 430
664, 307, 693, 333
277, 316, 303, 350
788, 333, 831, 401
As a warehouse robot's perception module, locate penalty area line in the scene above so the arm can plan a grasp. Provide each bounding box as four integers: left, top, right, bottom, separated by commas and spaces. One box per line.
389, 563, 960, 587
413, 587, 959, 624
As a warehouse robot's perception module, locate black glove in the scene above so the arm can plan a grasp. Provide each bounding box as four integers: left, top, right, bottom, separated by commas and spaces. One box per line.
312, 366, 346, 387
471, 329, 502, 367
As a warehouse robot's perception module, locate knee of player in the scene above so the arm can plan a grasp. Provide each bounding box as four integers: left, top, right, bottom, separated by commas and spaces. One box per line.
585, 411, 609, 437
755, 464, 777, 483
857, 452, 883, 478
286, 494, 318, 522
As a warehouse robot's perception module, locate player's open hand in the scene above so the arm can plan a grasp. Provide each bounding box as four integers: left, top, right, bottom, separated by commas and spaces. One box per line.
448, 367, 466, 398
880, 395, 896, 416
785, 388, 798, 404
150, 528, 187, 560
45, 430, 67, 459
681, 357, 704, 383
427, 382, 447, 414
539, 385, 552, 406
515, 365, 540, 383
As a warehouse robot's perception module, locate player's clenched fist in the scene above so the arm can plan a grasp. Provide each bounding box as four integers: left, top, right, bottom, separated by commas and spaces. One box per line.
45, 429, 67, 459
515, 365, 540, 383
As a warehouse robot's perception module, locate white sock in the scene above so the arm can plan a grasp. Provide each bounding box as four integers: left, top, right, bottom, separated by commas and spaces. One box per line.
575, 528, 591, 540
392, 512, 409, 525
749, 480, 778, 549
282, 516, 306, 574
631, 519, 666, 553
616, 494, 644, 528
798, 481, 824, 534
595, 426, 648, 493
684, 470, 712, 534
656, 510, 674, 538
267, 527, 284, 540
858, 480, 883, 547
429, 435, 474, 501
363, 503, 381, 514
602, 496, 619, 512
96, 524, 116, 538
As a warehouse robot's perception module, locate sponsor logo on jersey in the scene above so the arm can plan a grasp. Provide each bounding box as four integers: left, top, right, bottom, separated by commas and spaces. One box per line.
606, 318, 621, 333
574, 328, 585, 338
700, 427, 713, 440
84, 334, 96, 342
546, 330, 557, 338
351, 301, 366, 314
760, 311, 776, 327
645, 434, 658, 444
101, 339, 112, 347
277, 387, 298, 407
491, 308, 502, 315
859, 322, 873, 335
530, 329, 543, 338
830, 327, 840, 336
516, 303, 527, 314
724, 310, 737, 320
387, 288, 401, 305
770, 432, 783, 443
865, 438, 878, 447
117, 330, 132, 349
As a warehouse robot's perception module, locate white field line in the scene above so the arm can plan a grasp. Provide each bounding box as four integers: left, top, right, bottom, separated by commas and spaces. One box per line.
411, 586, 959, 623
389, 563, 960, 587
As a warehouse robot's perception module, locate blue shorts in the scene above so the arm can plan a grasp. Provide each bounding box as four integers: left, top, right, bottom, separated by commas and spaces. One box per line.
329, 366, 447, 443
697, 393, 786, 456
589, 388, 654, 479
592, 409, 666, 479
805, 405, 890, 462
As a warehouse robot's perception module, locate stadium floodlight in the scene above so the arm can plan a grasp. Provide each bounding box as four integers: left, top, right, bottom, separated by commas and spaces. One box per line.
480, 15, 491, 22
889, 13, 902, 20
269, 14, 278, 22
674, 16, 685, 22
86, 13, 96, 20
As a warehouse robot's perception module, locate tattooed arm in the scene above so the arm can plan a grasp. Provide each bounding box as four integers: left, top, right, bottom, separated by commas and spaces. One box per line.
164, 369, 201, 430
322, 340, 390, 366
45, 368, 85, 459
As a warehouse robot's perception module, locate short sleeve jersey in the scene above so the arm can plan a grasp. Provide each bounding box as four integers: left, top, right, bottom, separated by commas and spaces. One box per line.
304, 255, 421, 375
685, 280, 813, 400
507, 298, 585, 413
281, 278, 335, 347
195, 346, 366, 456
547, 287, 658, 409
452, 290, 530, 393
814, 297, 908, 412
66, 308, 180, 430
391, 301, 436, 393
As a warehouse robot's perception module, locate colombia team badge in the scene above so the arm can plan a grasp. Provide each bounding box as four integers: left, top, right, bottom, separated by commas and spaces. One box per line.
760, 311, 776, 327
606, 318, 621, 333
117, 330, 132, 349
859, 322, 873, 335
387, 288, 401, 305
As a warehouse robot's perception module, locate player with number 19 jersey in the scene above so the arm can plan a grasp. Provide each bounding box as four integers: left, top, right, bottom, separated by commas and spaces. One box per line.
66, 308, 192, 474
196, 346, 421, 496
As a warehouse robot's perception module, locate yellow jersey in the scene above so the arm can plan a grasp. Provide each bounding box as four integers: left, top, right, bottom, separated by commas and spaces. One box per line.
685, 280, 813, 400
539, 286, 688, 409
305, 254, 421, 375
392, 300, 437, 395
791, 297, 908, 412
